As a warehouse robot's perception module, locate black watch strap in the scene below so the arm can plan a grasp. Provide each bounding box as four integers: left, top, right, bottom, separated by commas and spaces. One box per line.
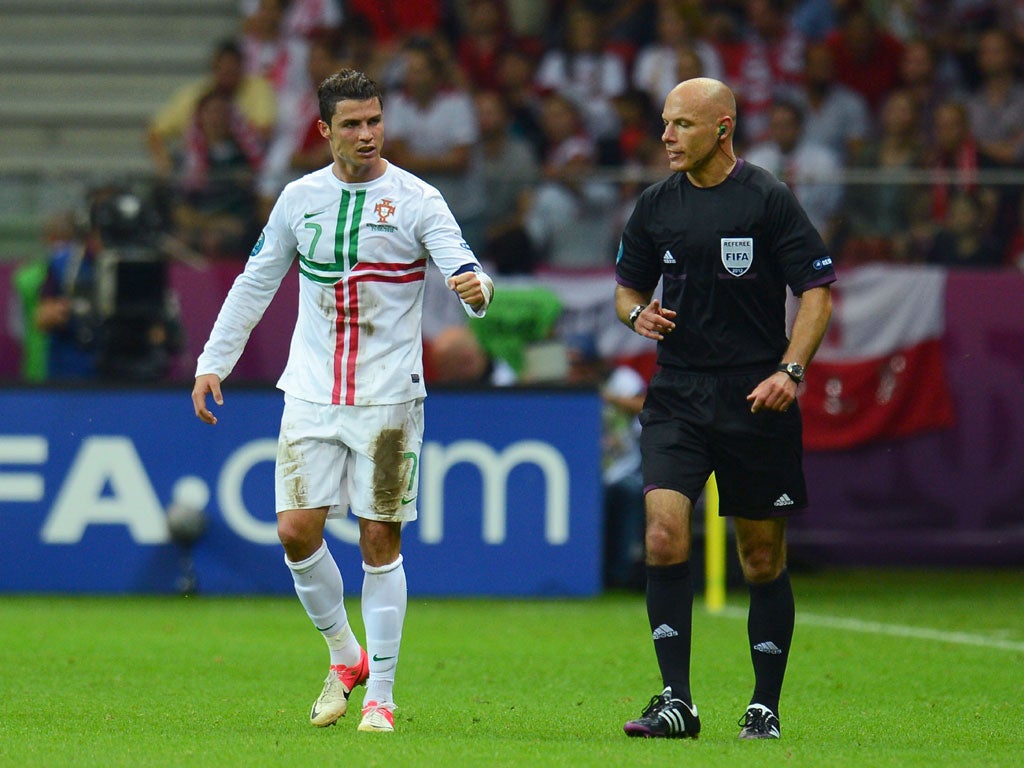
777, 362, 805, 383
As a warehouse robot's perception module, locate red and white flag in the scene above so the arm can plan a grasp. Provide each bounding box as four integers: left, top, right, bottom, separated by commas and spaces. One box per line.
799, 264, 956, 451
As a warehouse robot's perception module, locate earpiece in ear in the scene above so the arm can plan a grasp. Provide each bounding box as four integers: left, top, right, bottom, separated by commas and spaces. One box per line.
718, 124, 726, 137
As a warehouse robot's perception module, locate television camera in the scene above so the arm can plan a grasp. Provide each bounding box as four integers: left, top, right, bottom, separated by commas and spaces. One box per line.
83, 186, 182, 380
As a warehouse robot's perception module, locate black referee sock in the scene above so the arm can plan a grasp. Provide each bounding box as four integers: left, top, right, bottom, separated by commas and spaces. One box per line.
646, 561, 694, 705
746, 569, 794, 716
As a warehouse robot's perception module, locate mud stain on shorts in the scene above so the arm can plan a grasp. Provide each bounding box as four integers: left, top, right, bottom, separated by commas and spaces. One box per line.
277, 439, 308, 510
371, 427, 406, 518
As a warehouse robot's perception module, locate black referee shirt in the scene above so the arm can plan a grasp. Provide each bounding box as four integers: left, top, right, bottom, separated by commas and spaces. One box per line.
615, 159, 837, 372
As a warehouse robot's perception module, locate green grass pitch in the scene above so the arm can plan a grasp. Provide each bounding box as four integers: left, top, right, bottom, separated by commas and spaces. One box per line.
1, 569, 1020, 767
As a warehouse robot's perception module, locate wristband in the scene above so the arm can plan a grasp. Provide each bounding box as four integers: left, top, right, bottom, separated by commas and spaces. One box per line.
479, 276, 493, 307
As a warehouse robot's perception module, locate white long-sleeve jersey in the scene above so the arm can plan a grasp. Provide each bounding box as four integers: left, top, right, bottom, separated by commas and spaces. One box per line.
196, 162, 489, 405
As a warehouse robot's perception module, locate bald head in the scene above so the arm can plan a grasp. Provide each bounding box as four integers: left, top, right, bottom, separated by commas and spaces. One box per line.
667, 77, 737, 123
661, 77, 738, 185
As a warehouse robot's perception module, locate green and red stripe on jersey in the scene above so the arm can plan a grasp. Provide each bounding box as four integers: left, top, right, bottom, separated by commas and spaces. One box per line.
331, 260, 427, 405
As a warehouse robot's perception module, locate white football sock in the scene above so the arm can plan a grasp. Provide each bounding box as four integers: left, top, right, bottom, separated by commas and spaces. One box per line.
362, 555, 406, 705
285, 541, 361, 667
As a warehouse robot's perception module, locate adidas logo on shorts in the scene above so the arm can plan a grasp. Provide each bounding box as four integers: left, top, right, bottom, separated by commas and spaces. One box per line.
773, 493, 794, 507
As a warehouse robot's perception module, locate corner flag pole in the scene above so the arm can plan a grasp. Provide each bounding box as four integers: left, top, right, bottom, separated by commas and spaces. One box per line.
704, 472, 726, 612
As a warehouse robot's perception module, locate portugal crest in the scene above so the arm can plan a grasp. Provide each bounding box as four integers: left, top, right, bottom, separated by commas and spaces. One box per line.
721, 236, 754, 276
374, 198, 396, 223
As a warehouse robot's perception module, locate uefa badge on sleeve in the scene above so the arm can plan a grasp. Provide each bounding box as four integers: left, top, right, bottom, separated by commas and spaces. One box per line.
249, 230, 266, 258
721, 237, 753, 276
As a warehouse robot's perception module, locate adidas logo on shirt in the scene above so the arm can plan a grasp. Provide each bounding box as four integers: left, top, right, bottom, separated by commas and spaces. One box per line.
753, 641, 783, 655
773, 493, 794, 507
652, 624, 679, 640
663, 250, 677, 264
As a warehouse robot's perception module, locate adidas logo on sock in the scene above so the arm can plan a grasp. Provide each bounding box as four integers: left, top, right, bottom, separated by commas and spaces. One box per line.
652, 624, 679, 640
663, 250, 677, 264
753, 641, 783, 655
773, 493, 794, 507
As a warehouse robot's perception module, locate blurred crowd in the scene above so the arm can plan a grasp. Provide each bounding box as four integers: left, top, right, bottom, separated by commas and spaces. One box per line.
140, 0, 1024, 272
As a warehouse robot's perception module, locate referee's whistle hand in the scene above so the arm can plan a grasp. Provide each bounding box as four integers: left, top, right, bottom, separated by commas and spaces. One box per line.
640, 300, 676, 340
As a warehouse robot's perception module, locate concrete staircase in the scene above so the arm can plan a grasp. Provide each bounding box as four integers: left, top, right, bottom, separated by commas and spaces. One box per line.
0, 0, 240, 256
0, 0, 240, 175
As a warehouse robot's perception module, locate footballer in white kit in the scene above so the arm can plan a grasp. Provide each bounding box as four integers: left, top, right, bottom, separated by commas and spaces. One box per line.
198, 161, 487, 408
192, 69, 493, 733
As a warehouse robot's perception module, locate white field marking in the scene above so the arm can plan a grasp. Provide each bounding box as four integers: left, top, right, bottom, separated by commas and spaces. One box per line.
714, 606, 1024, 653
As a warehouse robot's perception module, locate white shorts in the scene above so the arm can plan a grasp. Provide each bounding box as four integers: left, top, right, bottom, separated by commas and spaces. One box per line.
275, 393, 423, 522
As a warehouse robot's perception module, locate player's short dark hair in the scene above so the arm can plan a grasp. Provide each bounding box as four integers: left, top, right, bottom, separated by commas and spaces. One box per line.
317, 69, 383, 124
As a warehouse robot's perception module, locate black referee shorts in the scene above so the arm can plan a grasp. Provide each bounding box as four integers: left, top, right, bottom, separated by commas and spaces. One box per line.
639, 368, 808, 520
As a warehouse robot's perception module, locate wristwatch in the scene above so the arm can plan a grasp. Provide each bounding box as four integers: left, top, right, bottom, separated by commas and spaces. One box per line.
777, 362, 805, 383
627, 304, 646, 330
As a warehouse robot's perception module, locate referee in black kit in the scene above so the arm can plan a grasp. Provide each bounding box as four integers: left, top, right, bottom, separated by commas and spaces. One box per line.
616, 78, 835, 741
